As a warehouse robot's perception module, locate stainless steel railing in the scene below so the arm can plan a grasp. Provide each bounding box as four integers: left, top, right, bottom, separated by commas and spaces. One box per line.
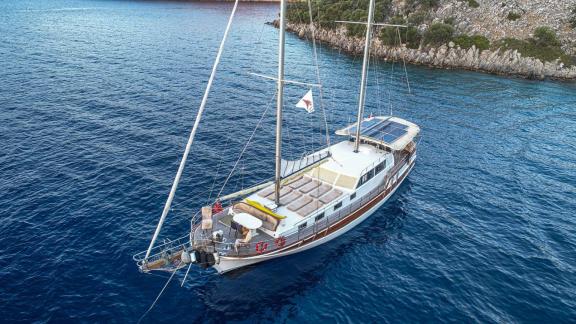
197, 150, 416, 257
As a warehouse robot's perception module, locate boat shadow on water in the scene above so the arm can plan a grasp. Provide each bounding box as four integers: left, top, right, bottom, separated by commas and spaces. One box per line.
189, 180, 413, 321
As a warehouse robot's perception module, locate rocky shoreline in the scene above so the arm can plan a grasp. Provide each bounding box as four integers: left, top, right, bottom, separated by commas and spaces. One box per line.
279, 22, 576, 81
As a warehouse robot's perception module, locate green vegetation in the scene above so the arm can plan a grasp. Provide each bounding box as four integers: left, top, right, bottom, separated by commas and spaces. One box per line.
287, 1, 574, 68
506, 12, 521, 21
571, 5, 576, 28
406, 0, 440, 10
287, 0, 392, 36
423, 23, 454, 45
493, 27, 574, 66
533, 26, 561, 47
379, 16, 422, 49
453, 34, 490, 50
407, 11, 427, 25
443, 17, 456, 25
467, 0, 479, 8
457, 0, 479, 8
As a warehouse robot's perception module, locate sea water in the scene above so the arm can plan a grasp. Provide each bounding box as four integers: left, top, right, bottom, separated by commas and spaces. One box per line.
1, 0, 575, 322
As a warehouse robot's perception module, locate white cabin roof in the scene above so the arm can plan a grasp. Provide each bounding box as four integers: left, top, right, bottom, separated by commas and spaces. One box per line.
319, 140, 386, 178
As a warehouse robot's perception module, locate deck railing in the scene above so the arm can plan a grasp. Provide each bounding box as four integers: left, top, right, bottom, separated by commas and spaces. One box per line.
134, 143, 418, 269
193, 149, 416, 257
133, 234, 191, 266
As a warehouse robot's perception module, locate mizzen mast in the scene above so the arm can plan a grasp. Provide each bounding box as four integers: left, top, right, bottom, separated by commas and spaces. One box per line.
353, 0, 376, 153
274, 0, 287, 206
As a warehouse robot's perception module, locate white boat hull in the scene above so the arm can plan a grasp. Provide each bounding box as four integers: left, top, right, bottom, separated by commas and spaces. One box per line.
213, 161, 415, 274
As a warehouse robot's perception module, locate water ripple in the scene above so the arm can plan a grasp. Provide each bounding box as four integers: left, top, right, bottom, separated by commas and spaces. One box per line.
1, 0, 575, 323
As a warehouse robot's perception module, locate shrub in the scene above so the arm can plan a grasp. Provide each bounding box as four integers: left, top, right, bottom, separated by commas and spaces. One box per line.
287, 0, 393, 32
420, 0, 440, 9
533, 26, 561, 47
507, 12, 521, 21
494, 36, 574, 67
286, 3, 310, 24
571, 5, 576, 28
405, 27, 422, 48
346, 9, 368, 37
380, 16, 422, 48
407, 11, 427, 25
443, 17, 456, 25
424, 23, 454, 45
468, 0, 479, 8
406, 0, 439, 10
453, 34, 490, 50
380, 24, 421, 49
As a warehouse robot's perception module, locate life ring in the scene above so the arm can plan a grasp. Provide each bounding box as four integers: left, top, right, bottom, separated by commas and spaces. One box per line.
255, 241, 268, 254
274, 236, 286, 248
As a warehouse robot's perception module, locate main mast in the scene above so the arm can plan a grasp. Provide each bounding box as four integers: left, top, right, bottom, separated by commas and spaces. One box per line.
353, 0, 376, 153
274, 0, 287, 205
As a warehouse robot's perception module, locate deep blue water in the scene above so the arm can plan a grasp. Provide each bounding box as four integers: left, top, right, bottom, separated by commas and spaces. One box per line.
1, 0, 576, 322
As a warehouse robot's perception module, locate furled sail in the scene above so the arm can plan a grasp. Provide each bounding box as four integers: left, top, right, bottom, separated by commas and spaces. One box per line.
280, 150, 330, 178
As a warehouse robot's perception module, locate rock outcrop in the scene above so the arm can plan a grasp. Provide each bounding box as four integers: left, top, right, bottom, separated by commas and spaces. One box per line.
428, 0, 576, 56
284, 22, 576, 80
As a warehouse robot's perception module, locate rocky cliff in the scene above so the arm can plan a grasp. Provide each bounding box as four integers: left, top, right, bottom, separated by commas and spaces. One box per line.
282, 0, 576, 80
424, 0, 576, 55
280, 21, 576, 80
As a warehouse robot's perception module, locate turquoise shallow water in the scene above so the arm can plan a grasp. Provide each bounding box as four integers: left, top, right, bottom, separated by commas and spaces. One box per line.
1, 1, 575, 322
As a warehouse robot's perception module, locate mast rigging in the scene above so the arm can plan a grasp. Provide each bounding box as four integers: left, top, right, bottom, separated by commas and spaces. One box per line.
143, 0, 240, 261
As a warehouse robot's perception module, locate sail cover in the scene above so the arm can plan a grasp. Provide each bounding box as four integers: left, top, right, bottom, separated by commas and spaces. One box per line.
281, 150, 330, 178
295, 89, 314, 113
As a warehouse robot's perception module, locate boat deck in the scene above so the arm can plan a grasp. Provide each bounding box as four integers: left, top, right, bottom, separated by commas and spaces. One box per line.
193, 207, 275, 255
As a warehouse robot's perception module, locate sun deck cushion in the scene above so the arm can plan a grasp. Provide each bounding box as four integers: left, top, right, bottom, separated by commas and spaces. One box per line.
288, 176, 312, 190
308, 183, 332, 198
287, 195, 313, 212
319, 189, 343, 204
299, 180, 320, 193
285, 175, 302, 185
233, 202, 280, 231
279, 191, 302, 205
265, 186, 292, 200
296, 199, 324, 217
257, 185, 275, 198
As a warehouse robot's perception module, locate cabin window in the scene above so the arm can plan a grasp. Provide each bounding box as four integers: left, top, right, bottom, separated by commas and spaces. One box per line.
315, 212, 325, 222
358, 174, 368, 187
357, 169, 375, 188
367, 169, 375, 181
350, 192, 356, 200
375, 161, 386, 174
298, 223, 307, 231
334, 201, 342, 210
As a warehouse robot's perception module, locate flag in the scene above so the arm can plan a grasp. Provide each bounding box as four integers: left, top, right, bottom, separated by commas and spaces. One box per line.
295, 89, 314, 113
